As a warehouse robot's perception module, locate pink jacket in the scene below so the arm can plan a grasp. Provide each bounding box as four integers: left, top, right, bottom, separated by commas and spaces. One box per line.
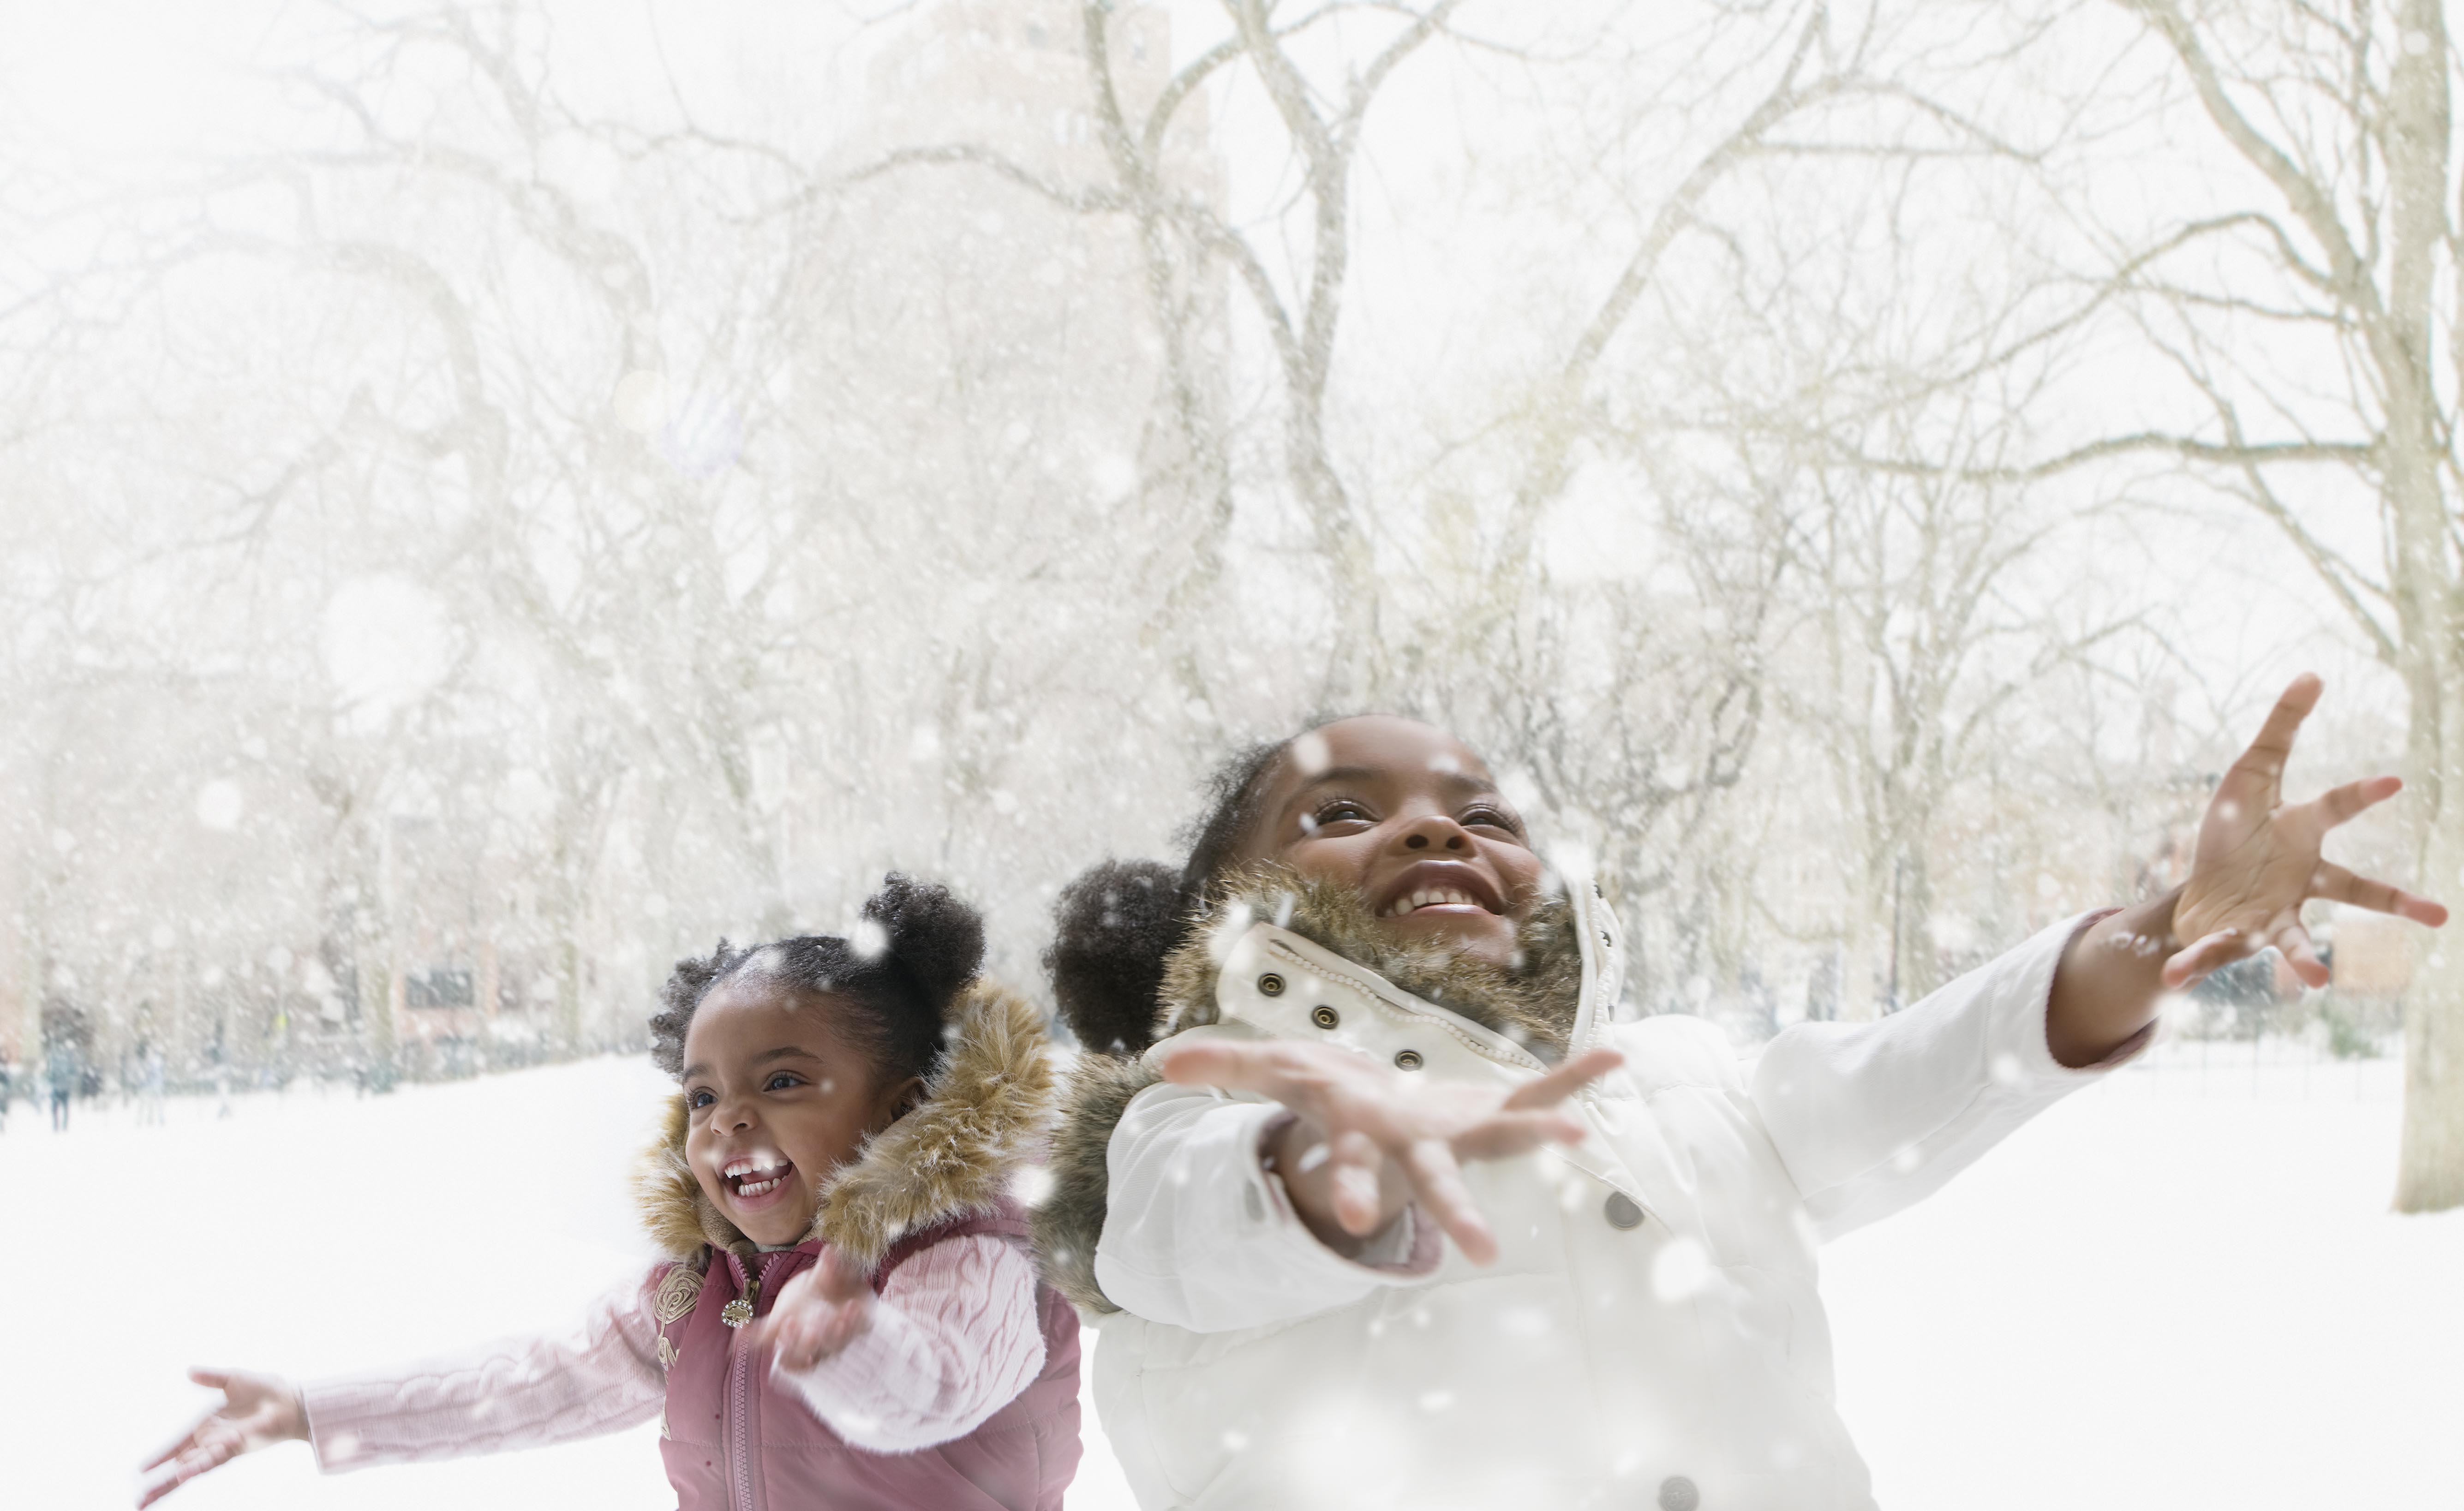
303, 983, 1082, 1511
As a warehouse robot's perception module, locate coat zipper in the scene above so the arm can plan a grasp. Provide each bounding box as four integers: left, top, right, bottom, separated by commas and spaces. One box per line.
728, 1253, 761, 1511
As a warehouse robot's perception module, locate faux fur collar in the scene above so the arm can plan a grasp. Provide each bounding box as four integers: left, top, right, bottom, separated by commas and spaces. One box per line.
634, 979, 1057, 1269
1034, 866, 1592, 1313
1156, 864, 1585, 1058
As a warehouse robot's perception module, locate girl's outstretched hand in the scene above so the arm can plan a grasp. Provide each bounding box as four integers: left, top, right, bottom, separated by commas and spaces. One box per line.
135, 1367, 306, 1507
748, 1245, 874, 1374
2168, 673, 2448, 990
1159, 1038, 1623, 1266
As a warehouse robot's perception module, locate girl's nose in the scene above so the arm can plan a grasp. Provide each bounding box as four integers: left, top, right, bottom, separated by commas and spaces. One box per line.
1396, 812, 1471, 853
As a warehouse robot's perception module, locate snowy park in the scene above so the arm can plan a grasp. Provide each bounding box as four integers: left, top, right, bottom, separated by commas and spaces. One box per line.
10, 1, 2464, 1507
4, 1039, 2458, 1511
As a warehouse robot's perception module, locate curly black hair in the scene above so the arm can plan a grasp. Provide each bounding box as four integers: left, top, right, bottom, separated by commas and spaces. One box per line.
1045, 726, 1334, 1056
651, 873, 985, 1092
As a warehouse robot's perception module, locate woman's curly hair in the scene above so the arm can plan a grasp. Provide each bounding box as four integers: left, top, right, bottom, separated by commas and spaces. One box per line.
650, 873, 985, 1092
1043, 731, 1316, 1057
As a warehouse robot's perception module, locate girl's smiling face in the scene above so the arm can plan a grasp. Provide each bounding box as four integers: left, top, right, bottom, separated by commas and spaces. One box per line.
1235, 715, 1546, 969
678, 976, 918, 1247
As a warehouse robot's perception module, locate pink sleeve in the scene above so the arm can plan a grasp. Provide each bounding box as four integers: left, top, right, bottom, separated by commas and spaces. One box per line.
773, 1234, 1045, 1454
301, 1268, 668, 1471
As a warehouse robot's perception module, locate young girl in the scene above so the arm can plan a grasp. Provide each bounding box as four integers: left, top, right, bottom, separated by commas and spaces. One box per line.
1035, 680, 2444, 1511
141, 875, 1082, 1511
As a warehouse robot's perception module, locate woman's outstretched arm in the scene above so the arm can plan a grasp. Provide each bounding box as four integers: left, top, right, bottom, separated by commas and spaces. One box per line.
136, 1268, 669, 1505
2046, 674, 2447, 1067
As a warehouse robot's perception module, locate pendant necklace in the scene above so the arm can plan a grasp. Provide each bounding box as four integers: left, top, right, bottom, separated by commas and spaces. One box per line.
721, 1254, 764, 1328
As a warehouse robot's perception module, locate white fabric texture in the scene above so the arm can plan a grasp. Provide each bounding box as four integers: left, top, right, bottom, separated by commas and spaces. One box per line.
1089, 892, 2141, 1511
304, 1234, 1044, 1468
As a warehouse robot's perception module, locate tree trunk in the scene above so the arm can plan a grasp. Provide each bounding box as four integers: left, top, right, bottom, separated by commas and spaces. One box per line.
2383, 0, 2462, 1211
2397, 790, 2464, 1210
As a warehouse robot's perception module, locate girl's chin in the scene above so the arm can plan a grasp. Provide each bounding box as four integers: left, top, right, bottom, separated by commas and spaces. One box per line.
1380, 907, 1516, 962
731, 1207, 817, 1245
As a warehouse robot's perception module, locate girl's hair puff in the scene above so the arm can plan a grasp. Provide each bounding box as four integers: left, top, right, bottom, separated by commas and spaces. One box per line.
651, 873, 986, 1092
1045, 735, 1298, 1056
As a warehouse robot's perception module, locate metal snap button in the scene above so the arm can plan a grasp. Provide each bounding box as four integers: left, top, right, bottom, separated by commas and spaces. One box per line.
1657, 1476, 1698, 1511
1310, 1004, 1340, 1030
1604, 1191, 1645, 1230
1393, 1049, 1423, 1070
1258, 973, 1285, 997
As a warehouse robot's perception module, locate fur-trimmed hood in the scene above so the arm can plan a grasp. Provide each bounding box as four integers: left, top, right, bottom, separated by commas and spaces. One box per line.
1152, 863, 1586, 1057
635, 979, 1058, 1270
1034, 867, 1593, 1312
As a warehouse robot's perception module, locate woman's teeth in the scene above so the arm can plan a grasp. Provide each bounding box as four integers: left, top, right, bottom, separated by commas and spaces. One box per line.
722, 1156, 793, 1199
1384, 887, 1484, 918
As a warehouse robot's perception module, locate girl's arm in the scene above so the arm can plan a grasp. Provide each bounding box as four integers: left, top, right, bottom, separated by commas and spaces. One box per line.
1747, 674, 2444, 1240
752, 1234, 1046, 1453
139, 1267, 670, 1503
298, 1269, 668, 1470
2045, 674, 2442, 1064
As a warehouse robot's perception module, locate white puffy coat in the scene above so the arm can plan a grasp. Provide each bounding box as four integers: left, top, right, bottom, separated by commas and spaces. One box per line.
1091, 882, 2131, 1510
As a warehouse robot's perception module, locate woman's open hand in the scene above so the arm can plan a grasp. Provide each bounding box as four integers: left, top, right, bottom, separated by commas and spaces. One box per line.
746, 1245, 874, 1374
135, 1367, 306, 1506
2168, 673, 2447, 990
1159, 1038, 1622, 1266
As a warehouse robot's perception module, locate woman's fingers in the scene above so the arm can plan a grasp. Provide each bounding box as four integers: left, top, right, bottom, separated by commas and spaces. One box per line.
2273, 920, 2330, 988
185, 1367, 231, 1392
2312, 860, 2452, 926
1325, 1129, 1385, 1235
1403, 1137, 1497, 1266
136, 1433, 235, 1508
819, 1245, 871, 1303
1453, 1109, 1588, 1162
2161, 927, 2248, 990
1158, 1039, 1284, 1092
138, 1421, 209, 1474
1501, 1048, 1623, 1111
2226, 673, 2322, 794
2307, 774, 2402, 829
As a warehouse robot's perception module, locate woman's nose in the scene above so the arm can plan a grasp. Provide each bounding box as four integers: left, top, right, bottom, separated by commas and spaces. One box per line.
1395, 812, 1471, 853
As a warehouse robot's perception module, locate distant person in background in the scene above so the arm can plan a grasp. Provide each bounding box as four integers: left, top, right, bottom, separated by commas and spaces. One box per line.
46, 1040, 77, 1132
138, 1041, 168, 1127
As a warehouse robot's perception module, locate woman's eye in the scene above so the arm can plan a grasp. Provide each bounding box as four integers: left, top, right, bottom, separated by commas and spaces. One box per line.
1463, 806, 1518, 832
687, 1089, 714, 1110
1311, 799, 1374, 828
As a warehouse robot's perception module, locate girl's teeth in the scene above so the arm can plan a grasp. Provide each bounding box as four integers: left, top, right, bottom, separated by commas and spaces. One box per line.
1389, 888, 1476, 917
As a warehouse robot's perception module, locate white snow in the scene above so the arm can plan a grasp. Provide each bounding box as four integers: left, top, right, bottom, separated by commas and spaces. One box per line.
3, 1045, 2457, 1510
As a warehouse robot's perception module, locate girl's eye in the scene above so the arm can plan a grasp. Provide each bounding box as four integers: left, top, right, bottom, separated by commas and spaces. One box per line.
1311, 799, 1374, 829
686, 1089, 715, 1110
1463, 806, 1519, 833
765, 1072, 803, 1092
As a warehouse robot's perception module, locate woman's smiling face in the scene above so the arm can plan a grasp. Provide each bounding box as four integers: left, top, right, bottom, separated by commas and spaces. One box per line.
1235, 715, 1546, 969
678, 976, 912, 1247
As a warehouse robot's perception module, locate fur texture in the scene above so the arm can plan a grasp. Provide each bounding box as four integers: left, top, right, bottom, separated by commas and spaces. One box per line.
634, 979, 1059, 1270
1032, 867, 1589, 1312
1030, 1053, 1163, 1313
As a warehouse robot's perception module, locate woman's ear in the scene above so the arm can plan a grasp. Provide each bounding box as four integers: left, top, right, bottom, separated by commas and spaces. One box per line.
874, 1074, 926, 1129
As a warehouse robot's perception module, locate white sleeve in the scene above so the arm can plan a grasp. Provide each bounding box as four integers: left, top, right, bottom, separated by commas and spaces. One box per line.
1749, 911, 2148, 1240
774, 1234, 1045, 1453
1093, 1082, 1439, 1334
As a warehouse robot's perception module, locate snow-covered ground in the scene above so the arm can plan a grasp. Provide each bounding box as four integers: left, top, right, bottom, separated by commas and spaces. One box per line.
4, 1043, 2458, 1510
